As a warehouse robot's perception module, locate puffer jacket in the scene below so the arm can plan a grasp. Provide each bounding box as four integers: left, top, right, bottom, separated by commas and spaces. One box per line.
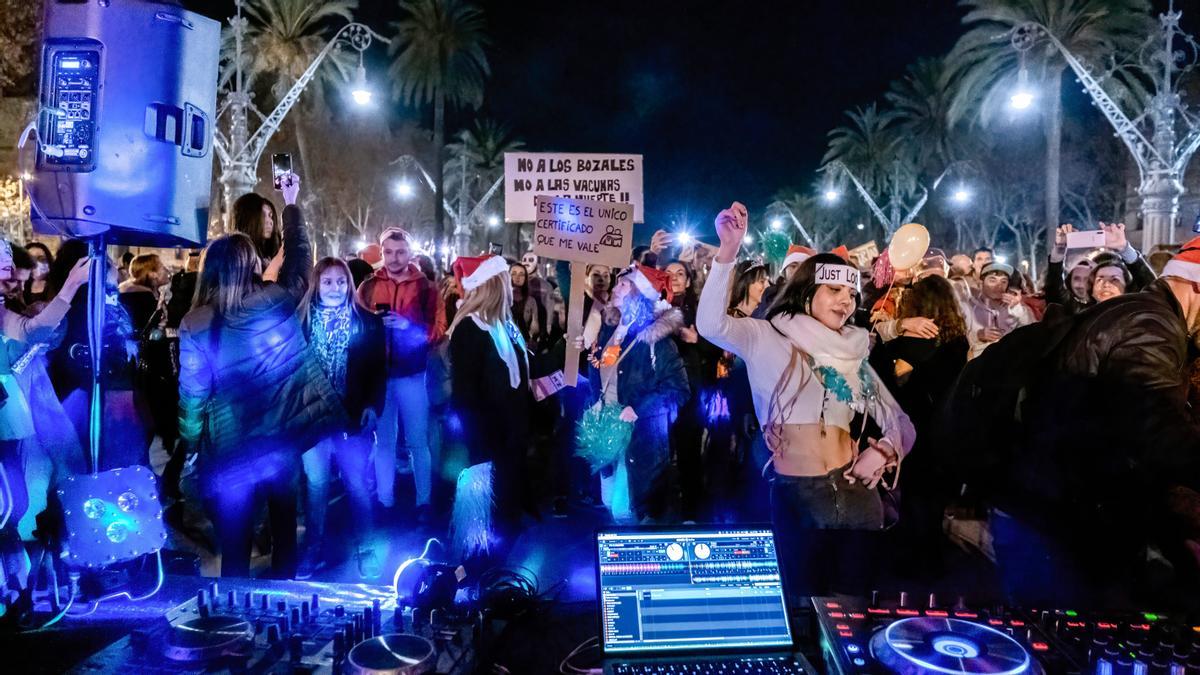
356, 265, 440, 377
1012, 280, 1200, 547
178, 205, 345, 464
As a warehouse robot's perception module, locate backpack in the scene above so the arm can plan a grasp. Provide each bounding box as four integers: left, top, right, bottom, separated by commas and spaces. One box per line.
932, 312, 1076, 499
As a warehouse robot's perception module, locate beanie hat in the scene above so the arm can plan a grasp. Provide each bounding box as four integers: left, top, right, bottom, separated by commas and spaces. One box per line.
980, 261, 1015, 279
629, 262, 673, 303
782, 244, 815, 271
1161, 235, 1200, 283
453, 255, 509, 292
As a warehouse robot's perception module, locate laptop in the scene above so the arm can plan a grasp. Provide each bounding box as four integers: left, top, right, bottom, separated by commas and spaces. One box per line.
595, 525, 814, 674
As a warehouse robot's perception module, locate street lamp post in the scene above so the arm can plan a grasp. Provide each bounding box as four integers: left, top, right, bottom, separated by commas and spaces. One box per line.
821, 159, 970, 236
214, 0, 389, 231
1011, 1, 1200, 248
390, 153, 504, 259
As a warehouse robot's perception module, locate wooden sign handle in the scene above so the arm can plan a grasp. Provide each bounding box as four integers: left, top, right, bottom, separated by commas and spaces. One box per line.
563, 262, 588, 387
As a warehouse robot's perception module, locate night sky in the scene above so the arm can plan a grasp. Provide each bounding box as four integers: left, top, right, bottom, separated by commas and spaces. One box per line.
191, 0, 1200, 247
191, 0, 967, 232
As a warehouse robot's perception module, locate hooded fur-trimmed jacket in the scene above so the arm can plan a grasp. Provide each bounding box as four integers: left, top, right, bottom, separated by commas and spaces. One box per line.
586, 303, 689, 420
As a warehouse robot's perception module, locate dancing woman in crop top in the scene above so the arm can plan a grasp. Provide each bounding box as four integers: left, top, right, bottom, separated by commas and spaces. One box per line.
696, 203, 915, 593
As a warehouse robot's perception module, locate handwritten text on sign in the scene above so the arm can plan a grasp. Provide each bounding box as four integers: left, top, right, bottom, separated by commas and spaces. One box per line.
505, 152, 644, 223
533, 196, 632, 268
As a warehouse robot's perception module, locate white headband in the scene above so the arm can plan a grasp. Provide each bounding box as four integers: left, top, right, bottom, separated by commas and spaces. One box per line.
815, 263, 860, 292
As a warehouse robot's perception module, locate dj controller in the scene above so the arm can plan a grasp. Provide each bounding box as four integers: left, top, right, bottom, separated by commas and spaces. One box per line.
68, 577, 475, 674
814, 594, 1200, 675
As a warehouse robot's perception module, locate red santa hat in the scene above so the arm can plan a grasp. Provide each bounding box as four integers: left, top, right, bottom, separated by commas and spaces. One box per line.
1162, 236, 1200, 283
830, 245, 851, 263
628, 262, 673, 303
453, 254, 509, 292
782, 244, 815, 271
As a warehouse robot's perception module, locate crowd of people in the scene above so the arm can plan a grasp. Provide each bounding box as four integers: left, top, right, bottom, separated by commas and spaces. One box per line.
0, 175, 1197, 611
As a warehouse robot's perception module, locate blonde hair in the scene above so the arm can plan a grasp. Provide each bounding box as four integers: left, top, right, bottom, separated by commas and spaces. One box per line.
129, 253, 163, 286
298, 257, 366, 332
448, 271, 512, 334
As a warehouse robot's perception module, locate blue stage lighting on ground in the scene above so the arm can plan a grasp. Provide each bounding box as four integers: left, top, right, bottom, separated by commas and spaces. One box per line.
58, 466, 166, 569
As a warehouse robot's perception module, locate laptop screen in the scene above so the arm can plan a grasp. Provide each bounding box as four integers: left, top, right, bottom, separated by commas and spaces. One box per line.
596, 527, 793, 655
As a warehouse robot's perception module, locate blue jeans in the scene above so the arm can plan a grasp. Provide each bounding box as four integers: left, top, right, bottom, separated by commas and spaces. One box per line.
375, 374, 431, 508
302, 431, 374, 555
770, 465, 883, 597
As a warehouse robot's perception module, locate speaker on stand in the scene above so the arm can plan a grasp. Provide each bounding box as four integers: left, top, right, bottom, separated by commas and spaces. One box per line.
27, 0, 219, 473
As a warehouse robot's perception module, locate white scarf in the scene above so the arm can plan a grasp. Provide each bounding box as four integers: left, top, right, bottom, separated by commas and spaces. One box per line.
469, 314, 528, 389
771, 313, 870, 399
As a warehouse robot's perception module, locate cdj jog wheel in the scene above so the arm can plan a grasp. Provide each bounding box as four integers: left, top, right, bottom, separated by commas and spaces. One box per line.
869, 617, 1041, 675
162, 615, 255, 662
345, 633, 436, 674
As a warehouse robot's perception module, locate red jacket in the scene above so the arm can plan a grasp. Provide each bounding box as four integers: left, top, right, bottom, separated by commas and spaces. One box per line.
356, 265, 440, 377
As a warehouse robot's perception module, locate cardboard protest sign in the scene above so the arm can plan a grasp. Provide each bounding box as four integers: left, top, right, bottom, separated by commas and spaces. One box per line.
505, 152, 644, 223
533, 196, 632, 268
531, 196, 633, 388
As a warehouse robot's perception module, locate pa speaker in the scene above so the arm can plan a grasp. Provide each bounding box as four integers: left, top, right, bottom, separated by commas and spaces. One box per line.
30, 0, 219, 247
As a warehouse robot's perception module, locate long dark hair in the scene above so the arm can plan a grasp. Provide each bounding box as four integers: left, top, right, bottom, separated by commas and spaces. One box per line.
232, 192, 280, 260
192, 233, 260, 315
728, 261, 768, 313
897, 275, 966, 343
765, 253, 857, 321
46, 238, 89, 296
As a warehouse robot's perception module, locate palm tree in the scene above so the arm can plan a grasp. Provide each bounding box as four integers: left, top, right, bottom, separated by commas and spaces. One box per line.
445, 119, 523, 252
946, 0, 1153, 242
389, 0, 491, 251
822, 104, 909, 196
886, 57, 972, 177
238, 0, 359, 183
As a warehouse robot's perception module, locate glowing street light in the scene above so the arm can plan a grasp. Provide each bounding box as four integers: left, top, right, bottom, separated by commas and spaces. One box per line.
996, 254, 1009, 264
744, 233, 754, 244
395, 180, 415, 199
487, 215, 500, 227
350, 62, 373, 106
769, 218, 783, 231
856, 222, 865, 231
824, 190, 840, 203
952, 188, 971, 204
1010, 90, 1034, 110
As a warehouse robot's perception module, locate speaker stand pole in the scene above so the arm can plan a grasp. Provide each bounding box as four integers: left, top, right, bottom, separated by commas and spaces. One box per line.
86, 235, 106, 475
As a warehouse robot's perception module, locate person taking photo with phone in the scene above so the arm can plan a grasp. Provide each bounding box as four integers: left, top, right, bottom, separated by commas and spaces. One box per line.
355, 227, 440, 523
178, 172, 344, 578
1046, 222, 1156, 315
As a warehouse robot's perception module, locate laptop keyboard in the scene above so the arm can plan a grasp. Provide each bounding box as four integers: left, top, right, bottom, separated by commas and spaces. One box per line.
613, 656, 807, 674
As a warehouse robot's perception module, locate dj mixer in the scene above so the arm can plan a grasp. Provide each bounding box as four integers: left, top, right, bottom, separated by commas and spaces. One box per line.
814, 594, 1200, 675
67, 577, 474, 674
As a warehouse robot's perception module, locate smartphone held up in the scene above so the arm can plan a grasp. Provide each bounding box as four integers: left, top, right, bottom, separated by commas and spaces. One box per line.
272, 153, 292, 190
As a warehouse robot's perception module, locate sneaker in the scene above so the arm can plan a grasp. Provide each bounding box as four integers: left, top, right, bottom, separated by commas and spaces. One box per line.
552, 497, 569, 518
356, 547, 383, 580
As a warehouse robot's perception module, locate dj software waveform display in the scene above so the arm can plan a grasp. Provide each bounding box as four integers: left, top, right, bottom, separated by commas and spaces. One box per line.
596, 529, 794, 654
